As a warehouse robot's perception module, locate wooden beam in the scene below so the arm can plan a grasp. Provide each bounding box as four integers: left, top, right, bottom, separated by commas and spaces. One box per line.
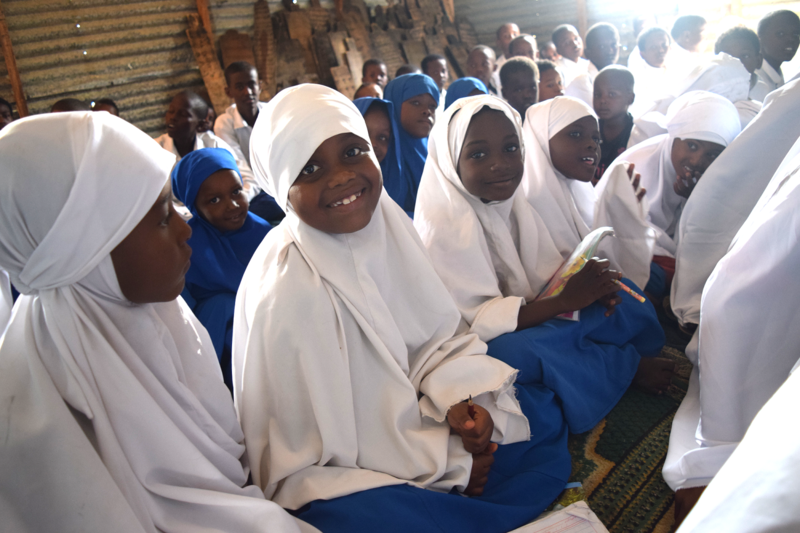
195, 0, 215, 52
186, 13, 228, 116
576, 0, 588, 41
0, 0, 28, 116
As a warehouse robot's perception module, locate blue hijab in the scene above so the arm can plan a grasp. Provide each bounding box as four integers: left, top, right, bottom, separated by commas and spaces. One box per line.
383, 74, 439, 213
444, 77, 488, 110
352, 97, 403, 210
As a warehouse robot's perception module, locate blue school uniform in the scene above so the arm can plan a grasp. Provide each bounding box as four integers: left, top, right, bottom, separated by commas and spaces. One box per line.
444, 77, 488, 110
383, 74, 440, 214
171, 148, 271, 389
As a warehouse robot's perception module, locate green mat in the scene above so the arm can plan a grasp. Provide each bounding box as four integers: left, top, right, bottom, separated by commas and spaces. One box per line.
567, 309, 693, 533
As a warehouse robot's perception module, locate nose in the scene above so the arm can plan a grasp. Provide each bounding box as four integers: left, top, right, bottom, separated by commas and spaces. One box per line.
328, 167, 357, 188
490, 158, 510, 172
177, 214, 192, 242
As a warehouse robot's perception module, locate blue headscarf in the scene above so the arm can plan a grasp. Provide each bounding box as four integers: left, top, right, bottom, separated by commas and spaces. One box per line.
383, 74, 439, 213
444, 77, 488, 110
352, 97, 403, 210
171, 148, 271, 369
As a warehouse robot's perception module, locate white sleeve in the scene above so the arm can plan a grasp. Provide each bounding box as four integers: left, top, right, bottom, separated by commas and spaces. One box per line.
212, 134, 261, 201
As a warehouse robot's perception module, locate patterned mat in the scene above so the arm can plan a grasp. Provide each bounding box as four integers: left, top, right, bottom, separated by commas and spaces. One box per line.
567, 309, 693, 533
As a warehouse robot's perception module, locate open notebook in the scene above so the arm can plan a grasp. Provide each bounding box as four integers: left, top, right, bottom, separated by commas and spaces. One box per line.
509, 501, 609, 533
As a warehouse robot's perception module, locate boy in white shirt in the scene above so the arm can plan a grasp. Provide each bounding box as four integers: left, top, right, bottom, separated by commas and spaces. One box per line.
755, 10, 800, 93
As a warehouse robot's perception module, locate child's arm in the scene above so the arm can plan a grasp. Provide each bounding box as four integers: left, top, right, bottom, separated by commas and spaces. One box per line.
516, 258, 621, 330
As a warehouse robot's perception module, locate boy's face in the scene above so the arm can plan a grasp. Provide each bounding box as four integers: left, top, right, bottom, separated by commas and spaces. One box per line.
548, 115, 601, 182
510, 38, 536, 60
538, 69, 564, 102
363, 105, 392, 163
424, 59, 449, 90
593, 74, 634, 121
555, 28, 583, 62
679, 24, 706, 52
502, 71, 538, 119
110, 181, 192, 303
288, 132, 382, 234
720, 38, 763, 73
467, 49, 496, 88
400, 93, 436, 138
458, 109, 523, 203
585, 29, 620, 70
195, 169, 249, 233
641, 32, 670, 68
165, 94, 201, 141
497, 24, 521, 57
670, 137, 725, 198
540, 42, 559, 61
0, 104, 13, 130
364, 64, 388, 88
225, 69, 261, 117
760, 15, 800, 63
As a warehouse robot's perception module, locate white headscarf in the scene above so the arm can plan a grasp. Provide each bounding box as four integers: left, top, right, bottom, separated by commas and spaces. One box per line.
413, 95, 564, 342
671, 78, 800, 326
663, 134, 800, 492
0, 112, 308, 533
521, 96, 655, 288
237, 85, 529, 510
615, 91, 741, 257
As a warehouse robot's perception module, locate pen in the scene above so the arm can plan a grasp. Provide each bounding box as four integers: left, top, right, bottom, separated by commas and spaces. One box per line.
467, 395, 476, 418
614, 279, 646, 303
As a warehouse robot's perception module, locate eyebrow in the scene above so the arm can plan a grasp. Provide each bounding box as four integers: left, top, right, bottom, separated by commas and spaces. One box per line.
464, 139, 490, 147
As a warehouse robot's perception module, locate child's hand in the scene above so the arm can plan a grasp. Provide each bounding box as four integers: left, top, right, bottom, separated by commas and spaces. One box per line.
627, 163, 646, 202
447, 402, 494, 454
464, 444, 498, 497
598, 292, 623, 317
557, 258, 621, 311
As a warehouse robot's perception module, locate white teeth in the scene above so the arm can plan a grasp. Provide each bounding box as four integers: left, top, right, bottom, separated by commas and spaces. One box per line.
330, 191, 361, 208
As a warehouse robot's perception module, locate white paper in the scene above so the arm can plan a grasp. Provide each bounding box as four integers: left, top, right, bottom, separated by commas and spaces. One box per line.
509, 501, 609, 533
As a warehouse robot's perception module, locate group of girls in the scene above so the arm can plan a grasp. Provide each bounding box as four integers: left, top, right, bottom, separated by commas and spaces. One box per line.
1, 66, 797, 533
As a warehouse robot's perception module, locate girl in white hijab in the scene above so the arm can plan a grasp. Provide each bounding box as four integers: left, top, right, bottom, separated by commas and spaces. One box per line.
0, 112, 311, 532
521, 96, 656, 291
604, 91, 741, 300
236, 84, 572, 532
664, 133, 800, 526
415, 95, 668, 434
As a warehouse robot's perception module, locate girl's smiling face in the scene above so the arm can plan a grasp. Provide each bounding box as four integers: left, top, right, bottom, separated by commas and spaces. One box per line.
458, 108, 523, 203
195, 169, 249, 233
400, 93, 437, 138
670, 137, 724, 198
288, 133, 382, 234
548, 115, 601, 182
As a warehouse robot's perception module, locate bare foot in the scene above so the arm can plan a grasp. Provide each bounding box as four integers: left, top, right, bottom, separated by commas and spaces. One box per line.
673, 486, 706, 529
633, 357, 676, 394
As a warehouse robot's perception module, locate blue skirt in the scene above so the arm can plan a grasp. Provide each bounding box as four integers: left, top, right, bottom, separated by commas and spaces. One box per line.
293, 383, 571, 533
487, 279, 665, 434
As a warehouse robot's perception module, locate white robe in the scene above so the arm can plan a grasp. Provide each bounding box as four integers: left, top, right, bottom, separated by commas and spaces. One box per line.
236, 84, 530, 510
564, 62, 599, 107
555, 56, 591, 87
755, 60, 784, 93
663, 133, 800, 492
670, 78, 800, 326
521, 96, 655, 289
413, 95, 565, 342
627, 46, 674, 119
0, 112, 309, 533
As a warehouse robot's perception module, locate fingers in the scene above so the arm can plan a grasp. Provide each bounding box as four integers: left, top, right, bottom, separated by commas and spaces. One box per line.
462, 406, 493, 453
464, 448, 496, 496
626, 163, 636, 180
637, 187, 647, 202
447, 403, 475, 435
632, 174, 640, 191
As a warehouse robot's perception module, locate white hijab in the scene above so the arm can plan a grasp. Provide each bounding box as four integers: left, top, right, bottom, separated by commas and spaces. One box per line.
615, 91, 742, 257
663, 133, 800, 492
413, 95, 565, 342
521, 96, 655, 289
671, 78, 800, 326
237, 84, 529, 510
0, 113, 308, 532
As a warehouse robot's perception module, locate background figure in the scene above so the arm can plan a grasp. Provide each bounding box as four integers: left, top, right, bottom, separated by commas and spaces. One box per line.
627, 27, 672, 118
395, 64, 421, 77
0, 97, 14, 130
353, 82, 383, 99
508, 34, 538, 60
493, 23, 521, 91
552, 24, 590, 86
539, 41, 560, 61
500, 57, 539, 121
565, 22, 620, 106
51, 98, 91, 112
92, 98, 119, 116
536, 60, 564, 101
755, 10, 800, 93
715, 26, 770, 101
362, 58, 388, 88
444, 77, 487, 110
422, 54, 449, 113
669, 15, 708, 76
467, 45, 499, 95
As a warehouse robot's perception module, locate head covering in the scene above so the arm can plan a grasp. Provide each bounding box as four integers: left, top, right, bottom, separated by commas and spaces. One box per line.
414, 95, 564, 341
382, 73, 440, 212
238, 84, 529, 509
353, 97, 404, 210
0, 112, 305, 532
671, 78, 800, 326
620, 91, 742, 256
444, 77, 488, 110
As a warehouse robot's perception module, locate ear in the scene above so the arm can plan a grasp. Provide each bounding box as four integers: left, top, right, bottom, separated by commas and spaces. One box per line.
224, 85, 232, 99
628, 92, 635, 106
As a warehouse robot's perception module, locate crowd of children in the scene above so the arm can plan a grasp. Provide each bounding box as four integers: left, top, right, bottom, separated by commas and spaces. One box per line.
1, 7, 800, 533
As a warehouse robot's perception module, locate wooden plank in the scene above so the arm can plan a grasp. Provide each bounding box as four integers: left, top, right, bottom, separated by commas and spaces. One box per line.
0, 0, 28, 116
342, 11, 373, 60
345, 48, 363, 87
219, 30, 255, 69
401, 40, 427, 67
253, 0, 277, 99
185, 13, 228, 116
313, 32, 337, 86
445, 43, 469, 78
285, 11, 317, 74
441, 0, 455, 23
331, 64, 355, 99
329, 31, 348, 64
275, 39, 311, 91
195, 0, 215, 52
456, 17, 478, 50
576, 0, 588, 40
370, 25, 405, 77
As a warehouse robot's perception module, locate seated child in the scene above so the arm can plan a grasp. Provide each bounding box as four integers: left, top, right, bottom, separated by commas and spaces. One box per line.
236, 84, 573, 533
444, 77, 487, 110
593, 66, 635, 184
362, 58, 388, 89
353, 96, 401, 177
552, 24, 590, 86
421, 53, 449, 113
755, 10, 800, 93
715, 26, 770, 101
627, 27, 672, 118
0, 111, 312, 533
0, 96, 14, 130
415, 95, 668, 434
605, 91, 741, 300
508, 34, 537, 60
92, 97, 119, 116
536, 60, 564, 101
383, 73, 439, 214
565, 23, 620, 106
353, 82, 383, 99
539, 40, 560, 61
467, 45, 499, 95
214, 62, 283, 222
395, 64, 421, 76
171, 147, 272, 390
500, 57, 539, 122
51, 98, 91, 112
522, 96, 656, 292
